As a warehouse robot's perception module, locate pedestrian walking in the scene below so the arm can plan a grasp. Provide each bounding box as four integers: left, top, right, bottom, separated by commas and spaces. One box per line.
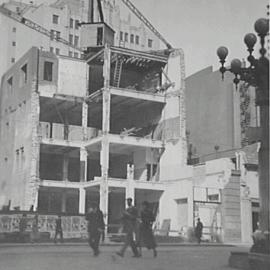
137, 201, 157, 257
116, 198, 140, 258
30, 214, 39, 243
85, 203, 105, 256
195, 218, 203, 244
54, 215, 63, 243
19, 213, 28, 243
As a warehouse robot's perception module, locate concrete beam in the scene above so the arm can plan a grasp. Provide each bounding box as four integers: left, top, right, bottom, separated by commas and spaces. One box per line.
110, 87, 166, 103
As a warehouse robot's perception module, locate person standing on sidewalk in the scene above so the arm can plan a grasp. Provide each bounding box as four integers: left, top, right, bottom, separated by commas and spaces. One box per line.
54, 215, 64, 243
137, 201, 157, 257
85, 203, 105, 256
116, 198, 140, 258
195, 218, 203, 244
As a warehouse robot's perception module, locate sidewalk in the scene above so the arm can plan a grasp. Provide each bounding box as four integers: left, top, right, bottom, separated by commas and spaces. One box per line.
0, 241, 239, 248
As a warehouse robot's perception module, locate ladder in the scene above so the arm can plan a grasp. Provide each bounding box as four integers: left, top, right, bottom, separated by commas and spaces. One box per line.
120, 0, 173, 49
113, 58, 123, 87
0, 5, 83, 52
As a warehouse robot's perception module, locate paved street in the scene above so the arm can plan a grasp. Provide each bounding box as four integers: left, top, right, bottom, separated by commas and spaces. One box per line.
0, 244, 247, 270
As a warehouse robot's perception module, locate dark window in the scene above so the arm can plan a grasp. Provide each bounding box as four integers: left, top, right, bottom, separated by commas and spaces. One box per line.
7, 76, 13, 91
50, 30, 54, 40
68, 51, 73, 57
97, 27, 103, 45
50, 47, 54, 53
56, 31, 60, 40
74, 52, 79, 58
124, 32, 128, 42
69, 34, 73, 44
148, 39, 153, 48
11, 58, 15, 63
43, 61, 53, 81
130, 34, 134, 43
69, 18, 73, 28
146, 163, 157, 181
21, 64, 27, 84
75, 20, 79, 29
120, 31, 123, 41
12, 27, 16, 32
135, 35, 139, 45
52, 14, 59, 24
55, 48, 60, 55
74, 35, 79, 46
12, 41, 16, 46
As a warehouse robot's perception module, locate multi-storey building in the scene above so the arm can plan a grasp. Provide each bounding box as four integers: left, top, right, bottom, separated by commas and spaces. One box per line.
0, 0, 160, 80
185, 66, 260, 163
0, 0, 87, 78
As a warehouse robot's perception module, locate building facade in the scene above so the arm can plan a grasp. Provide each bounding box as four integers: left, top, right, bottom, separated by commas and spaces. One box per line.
185, 66, 260, 163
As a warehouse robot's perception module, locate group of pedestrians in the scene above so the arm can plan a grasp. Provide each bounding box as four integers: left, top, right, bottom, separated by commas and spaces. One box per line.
85, 198, 157, 258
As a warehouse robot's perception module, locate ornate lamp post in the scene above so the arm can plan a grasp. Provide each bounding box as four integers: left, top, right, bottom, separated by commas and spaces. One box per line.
217, 17, 269, 254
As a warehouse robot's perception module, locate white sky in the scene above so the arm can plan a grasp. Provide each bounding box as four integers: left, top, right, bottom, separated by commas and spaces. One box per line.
1, 0, 267, 76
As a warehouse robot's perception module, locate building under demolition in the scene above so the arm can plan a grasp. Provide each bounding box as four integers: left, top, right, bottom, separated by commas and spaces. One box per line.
0, 1, 260, 244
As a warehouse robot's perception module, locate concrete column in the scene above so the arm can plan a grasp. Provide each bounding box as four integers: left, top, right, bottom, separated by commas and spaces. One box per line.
100, 137, 109, 229
63, 155, 69, 181
240, 186, 253, 243
126, 164, 135, 201
80, 147, 88, 182
82, 102, 88, 141
61, 192, 66, 213
102, 45, 111, 134
79, 188, 86, 214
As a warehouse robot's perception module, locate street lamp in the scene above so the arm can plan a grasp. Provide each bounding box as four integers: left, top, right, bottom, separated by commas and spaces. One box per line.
217, 17, 269, 255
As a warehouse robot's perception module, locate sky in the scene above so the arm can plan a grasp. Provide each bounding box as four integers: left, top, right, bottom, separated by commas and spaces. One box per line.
1, 0, 267, 76
122, 0, 267, 76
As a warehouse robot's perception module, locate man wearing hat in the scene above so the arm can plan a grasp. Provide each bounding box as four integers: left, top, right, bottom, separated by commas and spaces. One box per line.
85, 202, 105, 256
116, 197, 140, 258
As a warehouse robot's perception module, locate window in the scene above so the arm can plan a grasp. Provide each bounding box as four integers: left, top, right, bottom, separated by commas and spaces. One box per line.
135, 35, 139, 45
74, 35, 79, 46
50, 30, 54, 40
12, 41, 16, 46
52, 14, 59, 24
56, 31, 60, 40
43, 61, 53, 81
130, 34, 134, 43
75, 20, 79, 29
68, 51, 73, 57
97, 27, 103, 45
7, 76, 13, 91
55, 48, 60, 55
74, 52, 79, 58
20, 64, 27, 85
146, 163, 157, 181
148, 39, 153, 48
50, 47, 54, 53
120, 31, 123, 41
124, 32, 128, 42
69, 34, 73, 45
69, 18, 73, 28
12, 27, 16, 33
11, 58, 15, 63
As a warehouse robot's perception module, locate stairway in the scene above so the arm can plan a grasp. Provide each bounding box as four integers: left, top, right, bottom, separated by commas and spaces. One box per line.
113, 58, 123, 87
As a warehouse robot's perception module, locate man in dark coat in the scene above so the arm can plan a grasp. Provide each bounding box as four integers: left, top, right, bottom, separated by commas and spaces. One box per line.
195, 218, 203, 244
137, 201, 157, 257
54, 215, 63, 243
85, 203, 105, 256
116, 198, 140, 258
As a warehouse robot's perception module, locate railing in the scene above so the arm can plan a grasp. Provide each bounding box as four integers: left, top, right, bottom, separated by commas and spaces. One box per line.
39, 122, 101, 142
